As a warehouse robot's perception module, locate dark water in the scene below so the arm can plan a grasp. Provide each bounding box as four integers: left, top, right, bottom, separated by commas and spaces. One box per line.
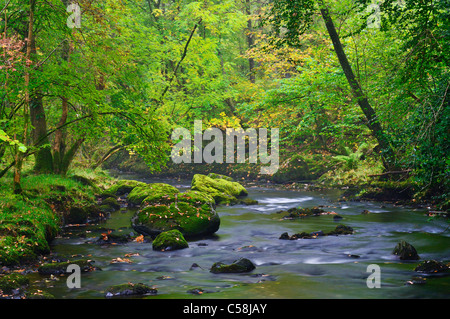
29, 178, 450, 299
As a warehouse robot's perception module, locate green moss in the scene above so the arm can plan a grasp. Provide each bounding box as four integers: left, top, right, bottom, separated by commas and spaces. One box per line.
191, 174, 248, 205
152, 229, 189, 251
0, 273, 29, 294
25, 289, 55, 299
127, 183, 180, 205
207, 173, 234, 182
0, 195, 60, 266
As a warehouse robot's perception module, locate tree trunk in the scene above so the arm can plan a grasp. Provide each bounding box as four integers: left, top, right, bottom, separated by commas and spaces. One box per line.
319, 3, 396, 170
27, 0, 53, 173
14, 0, 35, 193
246, 0, 255, 83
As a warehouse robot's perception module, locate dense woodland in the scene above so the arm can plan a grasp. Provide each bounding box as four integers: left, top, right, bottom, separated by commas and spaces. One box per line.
0, 0, 449, 206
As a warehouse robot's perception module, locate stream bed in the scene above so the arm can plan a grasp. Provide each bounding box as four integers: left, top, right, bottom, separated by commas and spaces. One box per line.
28, 178, 450, 299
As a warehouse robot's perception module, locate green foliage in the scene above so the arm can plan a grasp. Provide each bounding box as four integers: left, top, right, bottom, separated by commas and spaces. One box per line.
332, 143, 369, 170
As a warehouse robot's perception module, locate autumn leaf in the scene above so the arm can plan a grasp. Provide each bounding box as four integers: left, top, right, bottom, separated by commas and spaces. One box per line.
134, 235, 144, 243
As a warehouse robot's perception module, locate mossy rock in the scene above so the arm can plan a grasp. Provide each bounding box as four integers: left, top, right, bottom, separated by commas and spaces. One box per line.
210, 258, 256, 274
152, 229, 189, 251
392, 240, 420, 260
105, 282, 157, 298
127, 183, 180, 206
191, 174, 248, 205
104, 180, 147, 197
0, 273, 29, 294
38, 259, 100, 275
132, 190, 220, 238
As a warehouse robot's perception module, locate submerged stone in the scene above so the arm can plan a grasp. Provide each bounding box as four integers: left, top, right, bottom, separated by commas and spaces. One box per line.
279, 206, 336, 219
392, 240, 420, 260
210, 258, 256, 274
280, 224, 354, 240
414, 260, 449, 273
327, 224, 354, 235
105, 282, 157, 298
152, 229, 189, 251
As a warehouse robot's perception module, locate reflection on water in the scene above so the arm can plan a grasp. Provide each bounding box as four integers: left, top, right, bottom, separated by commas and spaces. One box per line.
36, 181, 450, 299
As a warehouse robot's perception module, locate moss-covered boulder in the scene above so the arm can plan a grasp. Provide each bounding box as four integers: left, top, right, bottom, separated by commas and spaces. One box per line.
152, 229, 189, 251
105, 282, 157, 298
132, 190, 220, 238
191, 174, 248, 205
38, 259, 100, 275
210, 258, 256, 274
127, 183, 180, 206
392, 240, 420, 260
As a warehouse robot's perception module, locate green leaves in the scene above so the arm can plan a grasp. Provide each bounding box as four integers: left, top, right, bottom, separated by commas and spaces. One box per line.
0, 130, 27, 153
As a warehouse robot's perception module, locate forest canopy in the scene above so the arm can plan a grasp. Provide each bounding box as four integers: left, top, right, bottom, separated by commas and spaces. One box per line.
0, 0, 448, 206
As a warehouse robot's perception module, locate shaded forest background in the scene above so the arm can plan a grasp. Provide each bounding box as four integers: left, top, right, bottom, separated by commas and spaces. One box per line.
1, 0, 448, 208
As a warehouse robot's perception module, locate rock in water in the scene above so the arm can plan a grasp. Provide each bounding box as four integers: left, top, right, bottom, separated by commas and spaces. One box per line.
392, 240, 420, 260
152, 230, 189, 251
210, 258, 256, 274
105, 283, 157, 298
414, 260, 449, 273
131, 190, 220, 238
191, 174, 248, 205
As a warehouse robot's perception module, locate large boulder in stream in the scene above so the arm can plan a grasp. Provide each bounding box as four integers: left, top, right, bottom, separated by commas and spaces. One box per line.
191, 174, 248, 205
131, 190, 220, 238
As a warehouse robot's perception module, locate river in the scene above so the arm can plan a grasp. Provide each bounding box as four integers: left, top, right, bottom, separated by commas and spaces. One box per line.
29, 177, 450, 299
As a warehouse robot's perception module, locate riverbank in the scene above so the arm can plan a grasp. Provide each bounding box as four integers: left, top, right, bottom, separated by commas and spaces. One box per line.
0, 169, 116, 266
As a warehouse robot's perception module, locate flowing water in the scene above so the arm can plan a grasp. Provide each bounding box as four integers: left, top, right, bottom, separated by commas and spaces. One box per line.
28, 178, 450, 299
